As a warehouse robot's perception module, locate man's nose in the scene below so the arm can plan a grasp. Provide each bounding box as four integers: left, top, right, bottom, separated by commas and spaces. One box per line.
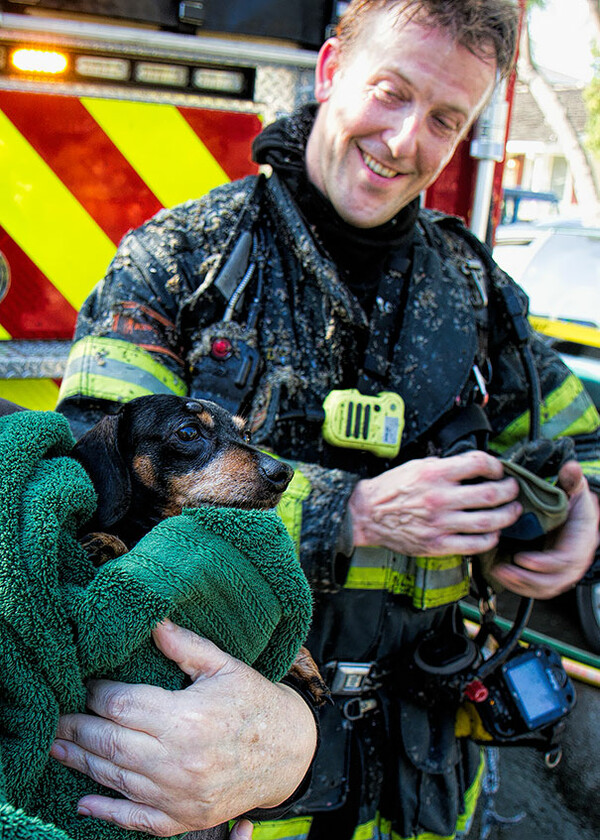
383, 110, 422, 158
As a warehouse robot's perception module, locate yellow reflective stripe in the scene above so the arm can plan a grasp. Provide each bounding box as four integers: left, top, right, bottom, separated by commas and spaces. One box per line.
0, 109, 115, 310
351, 814, 454, 840
413, 580, 470, 610
350, 755, 482, 840
344, 552, 468, 608
276, 468, 311, 556
530, 315, 600, 350
253, 816, 312, 840
81, 98, 229, 207
253, 758, 483, 840
455, 752, 485, 833
413, 556, 470, 609
581, 459, 600, 477
346, 565, 391, 590
563, 402, 600, 436
492, 374, 600, 453
57, 336, 187, 404
0, 378, 59, 410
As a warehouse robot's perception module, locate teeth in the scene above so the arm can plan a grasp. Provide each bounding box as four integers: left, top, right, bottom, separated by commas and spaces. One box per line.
362, 150, 397, 179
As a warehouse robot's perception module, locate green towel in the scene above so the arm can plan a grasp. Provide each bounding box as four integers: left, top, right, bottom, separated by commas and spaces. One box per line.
0, 409, 312, 840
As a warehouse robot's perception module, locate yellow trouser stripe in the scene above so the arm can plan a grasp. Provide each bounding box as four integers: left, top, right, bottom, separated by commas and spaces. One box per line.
455, 752, 485, 833
253, 816, 313, 840
346, 754, 483, 839
82, 98, 229, 207
57, 336, 187, 404
530, 316, 600, 350
0, 109, 116, 310
491, 374, 600, 453
252, 756, 483, 840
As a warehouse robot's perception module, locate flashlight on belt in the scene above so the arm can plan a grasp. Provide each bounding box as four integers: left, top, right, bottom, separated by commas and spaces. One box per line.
322, 389, 405, 458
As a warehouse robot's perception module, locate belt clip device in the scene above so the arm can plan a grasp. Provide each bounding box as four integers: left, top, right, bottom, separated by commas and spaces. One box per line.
322, 389, 404, 458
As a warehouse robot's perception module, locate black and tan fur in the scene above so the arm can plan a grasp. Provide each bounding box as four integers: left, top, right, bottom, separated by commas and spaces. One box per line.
71, 394, 328, 703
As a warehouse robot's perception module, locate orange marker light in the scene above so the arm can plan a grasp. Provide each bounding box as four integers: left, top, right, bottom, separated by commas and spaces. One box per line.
11, 48, 68, 75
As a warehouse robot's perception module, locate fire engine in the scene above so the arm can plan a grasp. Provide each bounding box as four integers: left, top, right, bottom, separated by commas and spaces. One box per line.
0, 0, 525, 410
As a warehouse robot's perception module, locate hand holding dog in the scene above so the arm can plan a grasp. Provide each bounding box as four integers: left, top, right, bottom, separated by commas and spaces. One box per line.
51, 620, 318, 837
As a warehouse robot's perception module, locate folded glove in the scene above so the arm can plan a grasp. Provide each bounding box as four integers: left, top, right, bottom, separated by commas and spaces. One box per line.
479, 438, 572, 582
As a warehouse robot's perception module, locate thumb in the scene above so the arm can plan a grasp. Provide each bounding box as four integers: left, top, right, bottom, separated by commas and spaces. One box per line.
230, 819, 254, 840
557, 460, 587, 498
152, 618, 243, 682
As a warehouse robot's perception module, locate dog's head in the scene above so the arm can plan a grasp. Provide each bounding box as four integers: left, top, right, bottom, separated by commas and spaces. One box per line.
72, 395, 293, 543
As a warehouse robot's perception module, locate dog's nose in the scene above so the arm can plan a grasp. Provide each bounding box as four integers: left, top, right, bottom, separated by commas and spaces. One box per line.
259, 455, 293, 492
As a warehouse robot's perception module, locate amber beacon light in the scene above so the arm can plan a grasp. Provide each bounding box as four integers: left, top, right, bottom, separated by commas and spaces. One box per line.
10, 48, 68, 75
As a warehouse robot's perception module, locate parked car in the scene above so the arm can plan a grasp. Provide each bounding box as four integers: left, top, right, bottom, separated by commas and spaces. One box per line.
494, 224, 600, 653
499, 186, 560, 226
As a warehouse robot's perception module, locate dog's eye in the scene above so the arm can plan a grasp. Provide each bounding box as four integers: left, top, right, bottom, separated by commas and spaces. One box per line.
176, 424, 201, 441
242, 430, 251, 443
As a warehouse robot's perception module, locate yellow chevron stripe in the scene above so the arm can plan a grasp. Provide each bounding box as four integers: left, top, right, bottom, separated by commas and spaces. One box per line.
81, 98, 229, 207
0, 109, 116, 310
0, 326, 10, 339
0, 378, 59, 410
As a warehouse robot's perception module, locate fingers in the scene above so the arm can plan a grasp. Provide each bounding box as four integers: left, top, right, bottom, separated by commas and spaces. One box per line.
75, 679, 173, 733
52, 712, 153, 774
152, 619, 245, 682
490, 469, 599, 599
75, 795, 188, 837
439, 450, 507, 482
489, 562, 575, 600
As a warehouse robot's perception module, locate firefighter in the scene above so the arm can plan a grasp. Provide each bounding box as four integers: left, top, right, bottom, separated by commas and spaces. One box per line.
52, 1, 600, 839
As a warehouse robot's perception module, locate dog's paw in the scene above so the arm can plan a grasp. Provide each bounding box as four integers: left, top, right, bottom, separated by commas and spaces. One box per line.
80, 531, 129, 565
288, 646, 331, 706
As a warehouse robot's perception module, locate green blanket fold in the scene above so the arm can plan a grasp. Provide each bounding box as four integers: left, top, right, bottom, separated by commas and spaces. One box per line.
0, 410, 312, 840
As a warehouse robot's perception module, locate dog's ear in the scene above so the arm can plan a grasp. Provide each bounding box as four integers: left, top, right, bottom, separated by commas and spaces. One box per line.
72, 412, 132, 529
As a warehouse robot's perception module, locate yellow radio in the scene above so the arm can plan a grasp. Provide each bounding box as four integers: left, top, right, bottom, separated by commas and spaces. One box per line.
322, 389, 405, 458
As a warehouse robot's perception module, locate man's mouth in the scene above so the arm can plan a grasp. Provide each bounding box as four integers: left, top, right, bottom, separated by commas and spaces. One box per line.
361, 150, 398, 179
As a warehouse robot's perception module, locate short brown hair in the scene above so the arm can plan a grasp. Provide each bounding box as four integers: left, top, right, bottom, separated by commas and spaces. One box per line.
336, 0, 520, 80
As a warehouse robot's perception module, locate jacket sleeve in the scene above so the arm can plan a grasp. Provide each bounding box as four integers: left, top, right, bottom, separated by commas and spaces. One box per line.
56, 201, 224, 437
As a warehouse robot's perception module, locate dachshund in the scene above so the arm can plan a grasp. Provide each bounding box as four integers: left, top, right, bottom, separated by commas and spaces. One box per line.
71, 393, 329, 704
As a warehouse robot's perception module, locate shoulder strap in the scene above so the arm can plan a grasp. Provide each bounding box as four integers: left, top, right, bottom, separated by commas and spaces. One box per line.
417, 212, 491, 404
182, 174, 267, 322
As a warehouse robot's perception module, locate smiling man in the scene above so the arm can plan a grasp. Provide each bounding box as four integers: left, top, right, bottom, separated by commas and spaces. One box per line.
54, 2, 600, 840
306, 6, 496, 227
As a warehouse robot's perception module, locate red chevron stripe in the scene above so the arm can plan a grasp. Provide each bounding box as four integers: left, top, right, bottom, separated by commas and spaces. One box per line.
179, 107, 261, 182
0, 90, 163, 245
0, 226, 77, 339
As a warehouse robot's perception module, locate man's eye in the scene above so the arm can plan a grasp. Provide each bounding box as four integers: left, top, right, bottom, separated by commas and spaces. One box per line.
434, 115, 460, 133
374, 85, 402, 104
176, 424, 201, 441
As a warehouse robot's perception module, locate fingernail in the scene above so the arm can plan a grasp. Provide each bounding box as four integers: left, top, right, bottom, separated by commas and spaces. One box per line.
77, 806, 92, 818
50, 741, 67, 760
157, 617, 174, 630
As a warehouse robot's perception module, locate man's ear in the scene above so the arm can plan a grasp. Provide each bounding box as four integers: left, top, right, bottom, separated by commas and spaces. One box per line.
314, 37, 342, 102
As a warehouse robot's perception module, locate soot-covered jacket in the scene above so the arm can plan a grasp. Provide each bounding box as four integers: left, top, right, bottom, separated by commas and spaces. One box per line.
57, 165, 600, 840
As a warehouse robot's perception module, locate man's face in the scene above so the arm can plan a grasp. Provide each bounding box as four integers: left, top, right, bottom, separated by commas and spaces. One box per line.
306, 8, 497, 228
